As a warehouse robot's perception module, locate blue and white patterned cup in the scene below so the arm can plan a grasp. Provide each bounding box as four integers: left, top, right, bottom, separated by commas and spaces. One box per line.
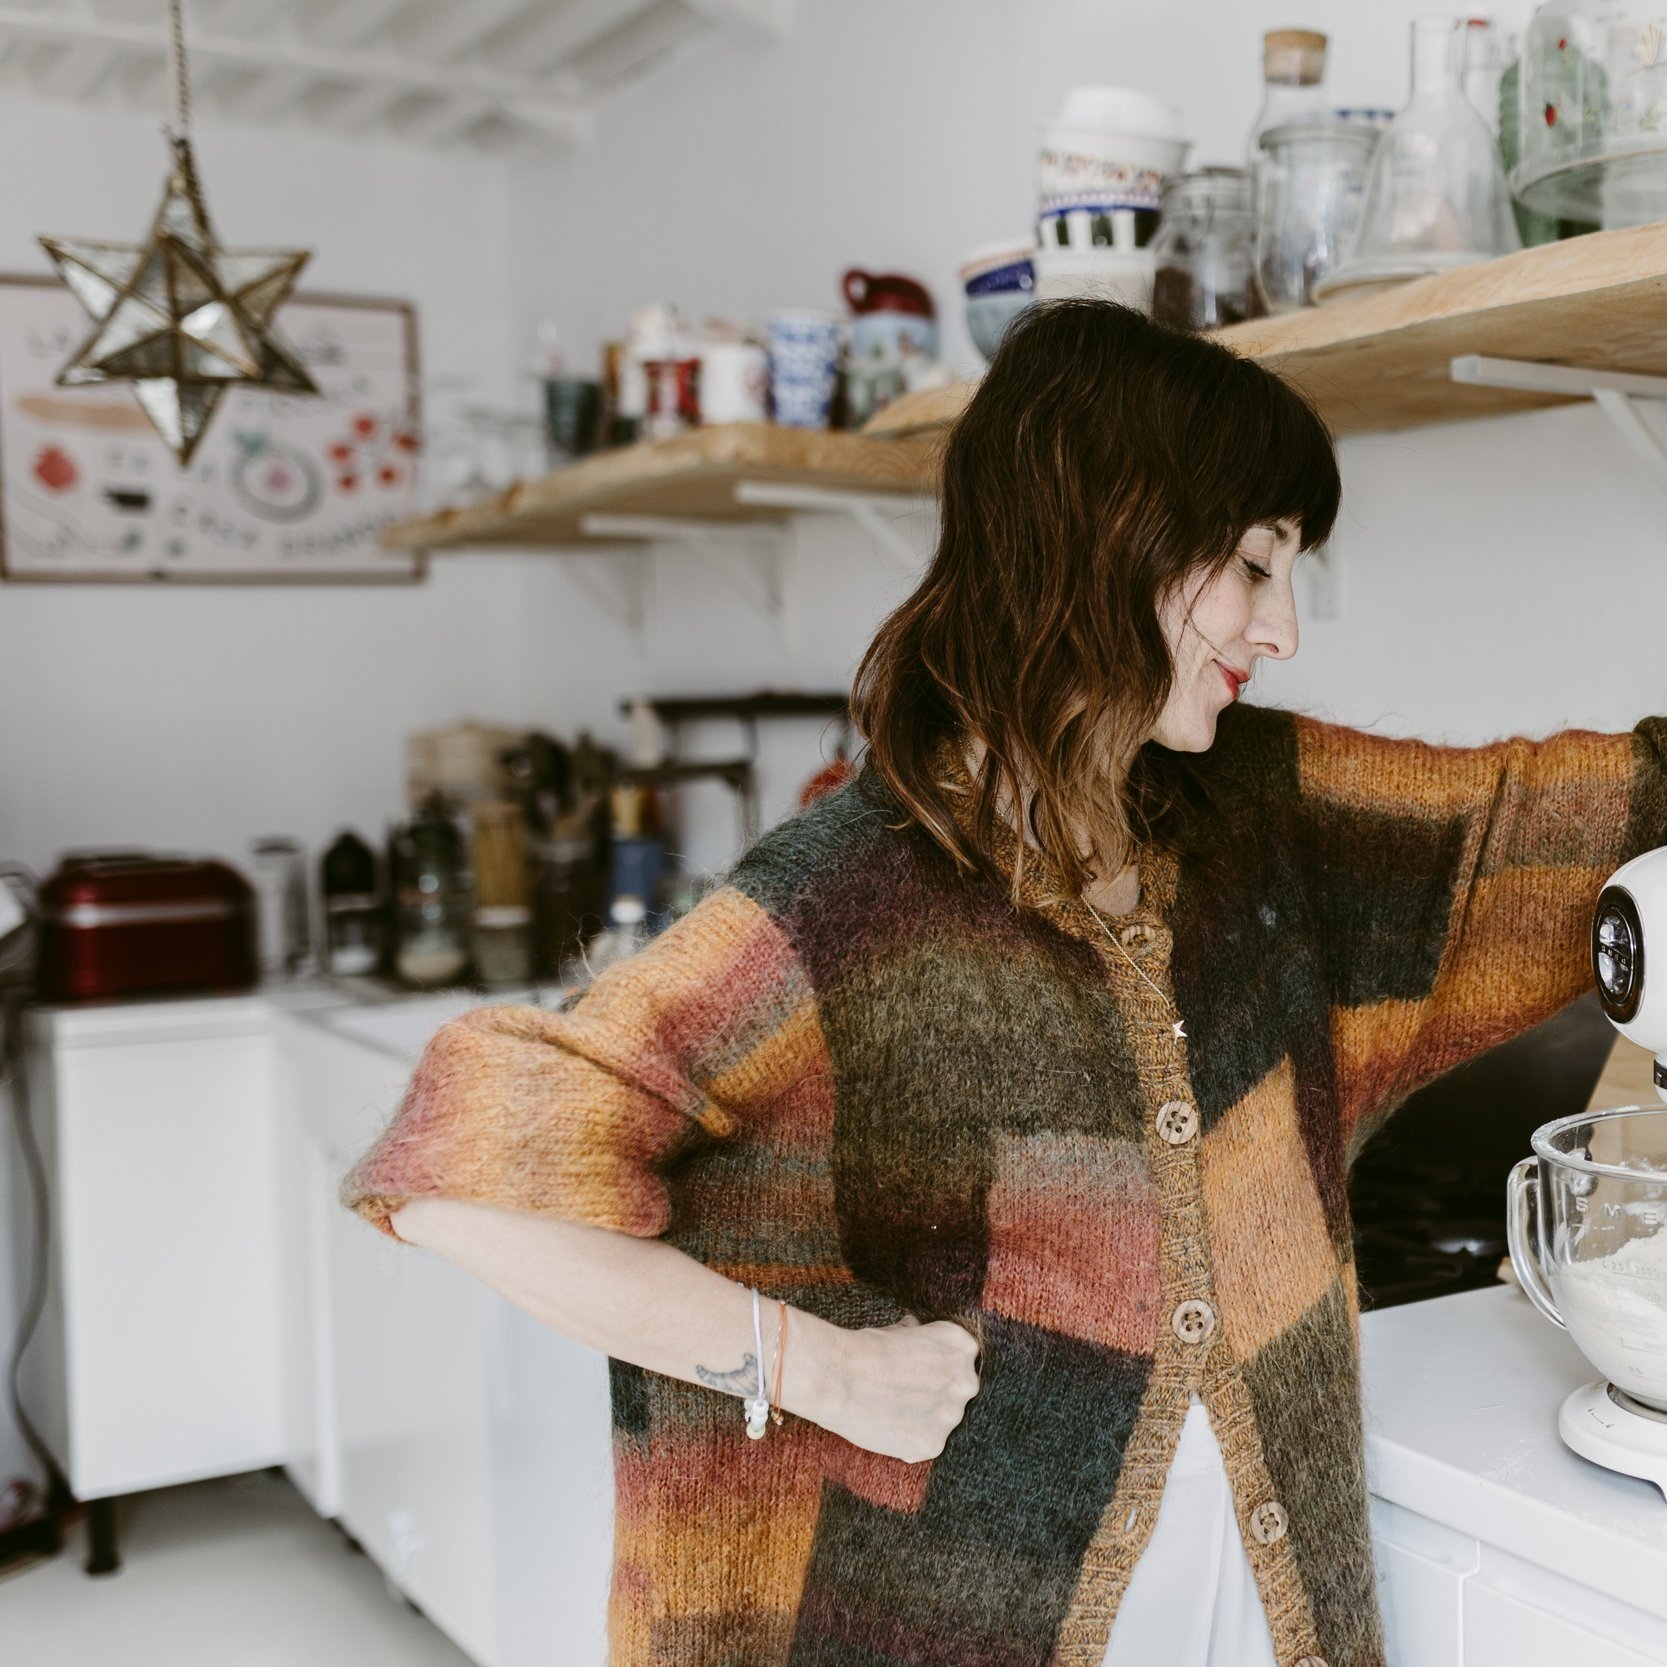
768, 310, 842, 429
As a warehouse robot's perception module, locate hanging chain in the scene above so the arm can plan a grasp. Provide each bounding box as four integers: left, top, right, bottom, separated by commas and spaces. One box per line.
167, 0, 191, 138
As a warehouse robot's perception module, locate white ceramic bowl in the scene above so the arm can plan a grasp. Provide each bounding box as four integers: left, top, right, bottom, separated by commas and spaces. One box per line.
1055, 85, 1186, 141
1032, 246, 1155, 312
1038, 124, 1192, 221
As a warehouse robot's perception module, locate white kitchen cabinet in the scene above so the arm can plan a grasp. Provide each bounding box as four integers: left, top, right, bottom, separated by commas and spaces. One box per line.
1362, 1286, 1667, 1667
282, 1013, 503, 1667
17, 996, 287, 1571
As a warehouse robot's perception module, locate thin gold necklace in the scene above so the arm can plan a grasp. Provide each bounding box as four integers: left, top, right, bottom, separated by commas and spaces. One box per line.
1080, 891, 1187, 1041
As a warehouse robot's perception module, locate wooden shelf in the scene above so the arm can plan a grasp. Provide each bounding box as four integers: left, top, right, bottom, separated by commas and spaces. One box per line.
382, 422, 939, 553
863, 221, 1667, 439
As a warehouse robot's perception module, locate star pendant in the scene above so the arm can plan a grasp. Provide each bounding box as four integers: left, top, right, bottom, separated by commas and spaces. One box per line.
1171, 1019, 1187, 1040
39, 132, 317, 465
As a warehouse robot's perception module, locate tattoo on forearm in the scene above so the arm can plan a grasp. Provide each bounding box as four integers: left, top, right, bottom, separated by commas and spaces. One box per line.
694, 1352, 758, 1398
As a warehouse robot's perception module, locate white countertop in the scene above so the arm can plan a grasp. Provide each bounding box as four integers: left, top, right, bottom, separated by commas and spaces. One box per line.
1361, 1283, 1667, 1619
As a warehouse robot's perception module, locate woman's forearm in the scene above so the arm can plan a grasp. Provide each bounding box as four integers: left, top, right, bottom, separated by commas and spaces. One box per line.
389, 1196, 853, 1427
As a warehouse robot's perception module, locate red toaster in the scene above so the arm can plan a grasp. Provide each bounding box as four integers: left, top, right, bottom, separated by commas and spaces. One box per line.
37, 852, 258, 1003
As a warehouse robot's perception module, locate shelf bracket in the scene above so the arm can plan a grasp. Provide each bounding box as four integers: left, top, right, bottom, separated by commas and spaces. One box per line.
732, 480, 933, 574
579, 514, 784, 625
563, 548, 649, 637
1450, 355, 1667, 494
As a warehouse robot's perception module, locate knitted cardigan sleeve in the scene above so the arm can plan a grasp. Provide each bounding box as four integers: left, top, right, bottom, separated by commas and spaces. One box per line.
1289, 711, 1667, 1159
339, 883, 818, 1241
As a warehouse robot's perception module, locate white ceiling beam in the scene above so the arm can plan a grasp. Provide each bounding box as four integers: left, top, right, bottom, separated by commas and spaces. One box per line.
478, 0, 657, 74
289, 0, 415, 51
194, 0, 283, 39
681, 0, 792, 36
312, 74, 406, 132
392, 91, 494, 147
0, 5, 591, 133
30, 38, 121, 100
400, 0, 540, 64
227, 63, 320, 122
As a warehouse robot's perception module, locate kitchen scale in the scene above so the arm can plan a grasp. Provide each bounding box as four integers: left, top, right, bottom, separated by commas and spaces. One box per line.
1559, 1380, 1667, 1501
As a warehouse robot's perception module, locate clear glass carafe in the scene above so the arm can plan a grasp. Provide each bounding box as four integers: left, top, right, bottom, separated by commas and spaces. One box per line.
1316, 14, 1522, 300
1509, 1104, 1667, 1412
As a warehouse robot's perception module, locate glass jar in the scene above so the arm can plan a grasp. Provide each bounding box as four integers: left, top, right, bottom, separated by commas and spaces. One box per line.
389, 794, 471, 988
1253, 118, 1381, 312
250, 837, 310, 979
1515, 1, 1667, 226
1151, 168, 1254, 331
1510, 1104, 1667, 1411
320, 829, 383, 977
473, 904, 533, 987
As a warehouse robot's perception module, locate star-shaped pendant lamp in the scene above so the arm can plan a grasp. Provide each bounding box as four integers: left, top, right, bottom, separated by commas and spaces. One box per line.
37, 1, 317, 465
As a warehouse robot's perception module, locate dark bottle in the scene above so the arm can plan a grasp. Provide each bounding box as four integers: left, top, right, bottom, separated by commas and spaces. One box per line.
320, 830, 384, 977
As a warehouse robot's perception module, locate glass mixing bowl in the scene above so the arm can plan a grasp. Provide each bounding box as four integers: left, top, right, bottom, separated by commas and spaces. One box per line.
1509, 1105, 1667, 1412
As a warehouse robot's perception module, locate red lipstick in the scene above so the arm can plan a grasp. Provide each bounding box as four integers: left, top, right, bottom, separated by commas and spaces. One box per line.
1216, 662, 1248, 701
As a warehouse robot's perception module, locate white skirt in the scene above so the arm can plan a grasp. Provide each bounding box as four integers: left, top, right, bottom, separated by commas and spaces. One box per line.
1100, 1394, 1279, 1667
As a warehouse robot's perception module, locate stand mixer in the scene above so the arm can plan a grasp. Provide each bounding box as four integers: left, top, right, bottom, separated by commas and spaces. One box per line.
1509, 848, 1667, 1498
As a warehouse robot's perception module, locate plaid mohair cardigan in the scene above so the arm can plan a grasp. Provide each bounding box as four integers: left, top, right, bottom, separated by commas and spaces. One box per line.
343, 699, 1667, 1667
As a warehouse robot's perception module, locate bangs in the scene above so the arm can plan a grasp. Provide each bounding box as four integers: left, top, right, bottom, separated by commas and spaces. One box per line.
1185, 350, 1342, 558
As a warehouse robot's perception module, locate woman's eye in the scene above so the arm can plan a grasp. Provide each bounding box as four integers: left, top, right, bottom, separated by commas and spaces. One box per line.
1241, 557, 1273, 581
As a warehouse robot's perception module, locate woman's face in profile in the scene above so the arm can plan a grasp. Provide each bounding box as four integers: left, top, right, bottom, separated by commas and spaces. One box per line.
1150, 519, 1302, 753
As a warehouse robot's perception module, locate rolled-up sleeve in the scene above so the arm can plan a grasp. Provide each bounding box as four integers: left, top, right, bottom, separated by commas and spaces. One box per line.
339, 884, 822, 1241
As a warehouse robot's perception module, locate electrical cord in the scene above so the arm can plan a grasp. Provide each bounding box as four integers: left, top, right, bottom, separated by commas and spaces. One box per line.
0, 865, 70, 1527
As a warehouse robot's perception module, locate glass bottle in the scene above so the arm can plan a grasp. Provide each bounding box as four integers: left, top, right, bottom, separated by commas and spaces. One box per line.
320, 830, 383, 978
1246, 29, 1329, 167
1254, 118, 1382, 311
389, 793, 471, 989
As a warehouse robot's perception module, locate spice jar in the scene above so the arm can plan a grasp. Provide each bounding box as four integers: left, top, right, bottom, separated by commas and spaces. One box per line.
1151, 168, 1254, 331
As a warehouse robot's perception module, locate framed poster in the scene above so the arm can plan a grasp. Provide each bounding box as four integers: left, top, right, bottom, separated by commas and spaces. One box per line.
0, 277, 424, 583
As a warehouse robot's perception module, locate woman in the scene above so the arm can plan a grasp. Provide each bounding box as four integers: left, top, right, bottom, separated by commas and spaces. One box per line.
343, 301, 1667, 1667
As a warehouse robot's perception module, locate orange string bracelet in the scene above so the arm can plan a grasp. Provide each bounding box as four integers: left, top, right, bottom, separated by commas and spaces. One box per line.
770, 1300, 788, 1426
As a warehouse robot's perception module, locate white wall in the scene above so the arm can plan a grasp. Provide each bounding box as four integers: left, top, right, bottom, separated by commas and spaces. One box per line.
8, 0, 1667, 1499
494, 0, 1667, 854
0, 97, 531, 1493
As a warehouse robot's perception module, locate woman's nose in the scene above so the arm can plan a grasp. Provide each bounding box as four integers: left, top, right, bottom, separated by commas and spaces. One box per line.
1253, 584, 1299, 661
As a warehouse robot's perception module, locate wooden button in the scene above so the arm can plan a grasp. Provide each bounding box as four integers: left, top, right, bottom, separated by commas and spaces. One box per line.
1155, 1099, 1199, 1145
1170, 1299, 1215, 1345
1118, 922, 1153, 950
1249, 1500, 1289, 1544
1294, 1658, 1328, 1667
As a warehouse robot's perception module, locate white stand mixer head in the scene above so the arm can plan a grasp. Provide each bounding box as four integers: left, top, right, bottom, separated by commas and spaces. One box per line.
1592, 848, 1667, 1103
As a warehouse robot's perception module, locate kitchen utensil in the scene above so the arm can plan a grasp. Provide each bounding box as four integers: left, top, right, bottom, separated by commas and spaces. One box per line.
36, 852, 257, 1002
768, 310, 842, 429
1315, 15, 1521, 301
1151, 166, 1255, 330
1509, 1104, 1667, 1497
1254, 117, 1382, 312
1513, 2, 1667, 226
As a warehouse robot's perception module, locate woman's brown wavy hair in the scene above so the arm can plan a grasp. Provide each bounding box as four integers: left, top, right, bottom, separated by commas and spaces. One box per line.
852, 299, 1340, 905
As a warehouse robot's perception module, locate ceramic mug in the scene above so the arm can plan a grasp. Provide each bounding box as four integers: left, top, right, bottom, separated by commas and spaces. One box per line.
698, 341, 769, 425
768, 310, 842, 429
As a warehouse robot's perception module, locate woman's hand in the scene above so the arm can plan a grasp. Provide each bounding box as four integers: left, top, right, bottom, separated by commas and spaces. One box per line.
793, 1313, 982, 1463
